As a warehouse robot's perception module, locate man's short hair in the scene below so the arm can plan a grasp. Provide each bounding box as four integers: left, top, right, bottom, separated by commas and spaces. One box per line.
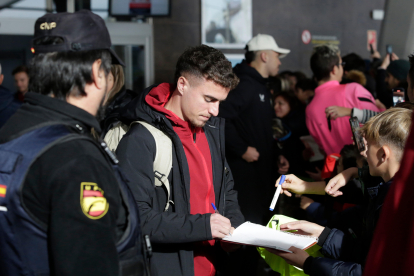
361, 107, 412, 162
12, 65, 29, 76
174, 45, 239, 90
245, 51, 258, 64
310, 45, 340, 82
409, 54, 414, 86
29, 44, 111, 100
0, 63, 2, 75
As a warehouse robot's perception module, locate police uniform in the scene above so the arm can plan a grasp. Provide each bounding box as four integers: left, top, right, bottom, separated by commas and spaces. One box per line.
0, 10, 145, 276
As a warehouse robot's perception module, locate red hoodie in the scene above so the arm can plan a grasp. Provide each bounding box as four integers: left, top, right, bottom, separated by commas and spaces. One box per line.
145, 83, 217, 276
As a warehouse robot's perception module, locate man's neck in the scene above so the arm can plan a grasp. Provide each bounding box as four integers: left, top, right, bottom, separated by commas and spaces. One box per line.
249, 61, 269, 79
164, 88, 184, 120
381, 162, 400, 183
317, 77, 337, 87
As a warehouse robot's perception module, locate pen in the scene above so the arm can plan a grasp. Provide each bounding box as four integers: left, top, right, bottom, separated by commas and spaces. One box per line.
211, 203, 232, 236
348, 228, 357, 239
269, 175, 286, 211
211, 203, 219, 214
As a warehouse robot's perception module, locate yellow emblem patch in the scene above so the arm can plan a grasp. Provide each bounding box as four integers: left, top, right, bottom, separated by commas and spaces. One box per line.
80, 182, 109, 219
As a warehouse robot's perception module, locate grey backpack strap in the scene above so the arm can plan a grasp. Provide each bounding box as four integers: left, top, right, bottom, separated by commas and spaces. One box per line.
136, 121, 173, 212
104, 121, 130, 153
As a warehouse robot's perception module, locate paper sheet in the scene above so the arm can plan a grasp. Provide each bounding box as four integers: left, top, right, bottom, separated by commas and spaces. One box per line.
223, 222, 317, 252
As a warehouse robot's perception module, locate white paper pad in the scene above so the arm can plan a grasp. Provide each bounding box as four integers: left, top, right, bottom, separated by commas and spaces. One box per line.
223, 222, 317, 253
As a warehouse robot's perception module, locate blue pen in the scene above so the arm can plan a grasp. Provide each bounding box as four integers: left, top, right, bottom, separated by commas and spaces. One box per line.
269, 175, 286, 211
211, 203, 232, 236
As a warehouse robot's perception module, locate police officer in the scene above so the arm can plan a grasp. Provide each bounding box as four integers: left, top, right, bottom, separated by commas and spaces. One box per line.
0, 10, 146, 276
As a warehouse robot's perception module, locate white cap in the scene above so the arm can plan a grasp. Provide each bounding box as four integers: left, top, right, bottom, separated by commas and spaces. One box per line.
246, 34, 290, 58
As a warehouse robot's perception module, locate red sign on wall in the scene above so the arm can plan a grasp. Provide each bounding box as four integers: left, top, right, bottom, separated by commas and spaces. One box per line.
302, 30, 311, 45
367, 30, 377, 51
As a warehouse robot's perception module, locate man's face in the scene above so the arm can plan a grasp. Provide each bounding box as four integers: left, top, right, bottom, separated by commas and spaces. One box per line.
295, 88, 314, 104
407, 74, 414, 102
14, 72, 29, 94
386, 73, 399, 89
266, 51, 282, 77
365, 138, 382, 177
334, 56, 344, 82
181, 76, 229, 128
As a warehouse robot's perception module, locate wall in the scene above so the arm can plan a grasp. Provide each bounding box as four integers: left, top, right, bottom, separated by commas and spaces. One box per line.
153, 0, 385, 83
379, 0, 414, 60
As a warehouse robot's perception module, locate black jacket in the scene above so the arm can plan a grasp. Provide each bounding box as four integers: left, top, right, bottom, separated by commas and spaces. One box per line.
0, 85, 21, 129
0, 93, 128, 276
218, 60, 274, 162
116, 84, 244, 276
304, 178, 393, 276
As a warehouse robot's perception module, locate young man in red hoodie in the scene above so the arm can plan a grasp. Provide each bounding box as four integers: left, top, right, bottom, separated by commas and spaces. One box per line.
116, 45, 244, 276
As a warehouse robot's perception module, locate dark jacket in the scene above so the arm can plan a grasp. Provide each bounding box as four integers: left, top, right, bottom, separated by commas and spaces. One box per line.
278, 107, 309, 176
0, 85, 21, 129
304, 179, 393, 276
218, 61, 275, 225
218, 60, 274, 161
0, 93, 131, 276
116, 84, 244, 276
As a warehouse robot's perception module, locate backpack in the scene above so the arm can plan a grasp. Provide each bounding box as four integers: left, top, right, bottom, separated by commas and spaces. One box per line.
104, 121, 174, 212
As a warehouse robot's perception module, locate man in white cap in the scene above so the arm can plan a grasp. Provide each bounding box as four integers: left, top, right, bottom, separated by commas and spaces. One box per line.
218, 33, 290, 274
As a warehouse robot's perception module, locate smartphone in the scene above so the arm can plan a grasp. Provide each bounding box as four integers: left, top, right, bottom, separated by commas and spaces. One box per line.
369, 44, 374, 55
386, 44, 393, 55
392, 87, 405, 106
349, 117, 365, 152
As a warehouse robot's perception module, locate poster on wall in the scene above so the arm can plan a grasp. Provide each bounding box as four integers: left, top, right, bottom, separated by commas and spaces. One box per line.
367, 30, 377, 51
201, 0, 252, 49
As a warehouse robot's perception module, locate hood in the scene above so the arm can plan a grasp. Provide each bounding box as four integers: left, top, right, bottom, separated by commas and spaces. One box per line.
119, 83, 222, 130
233, 60, 268, 85
119, 83, 166, 125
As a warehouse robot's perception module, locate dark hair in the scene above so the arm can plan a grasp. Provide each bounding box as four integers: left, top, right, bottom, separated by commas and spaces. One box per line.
295, 78, 317, 91
245, 51, 258, 64
174, 45, 239, 90
342, 53, 366, 73
273, 91, 299, 111
12, 65, 29, 76
310, 45, 340, 81
29, 49, 111, 100
293, 71, 307, 81
408, 53, 414, 87
340, 144, 362, 170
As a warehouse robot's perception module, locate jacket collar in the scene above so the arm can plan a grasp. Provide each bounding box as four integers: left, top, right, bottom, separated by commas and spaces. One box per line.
25, 92, 101, 132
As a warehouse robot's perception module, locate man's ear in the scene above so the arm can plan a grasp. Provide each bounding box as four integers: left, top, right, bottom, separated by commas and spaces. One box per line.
260, 51, 268, 63
91, 59, 105, 91
176, 76, 188, 96
331, 65, 339, 77
382, 145, 391, 162
0, 74, 4, 86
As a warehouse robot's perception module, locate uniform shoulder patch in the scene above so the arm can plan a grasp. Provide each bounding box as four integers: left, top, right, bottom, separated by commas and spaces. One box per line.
80, 182, 109, 219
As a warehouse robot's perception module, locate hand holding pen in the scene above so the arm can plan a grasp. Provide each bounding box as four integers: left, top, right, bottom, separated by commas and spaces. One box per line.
210, 203, 233, 238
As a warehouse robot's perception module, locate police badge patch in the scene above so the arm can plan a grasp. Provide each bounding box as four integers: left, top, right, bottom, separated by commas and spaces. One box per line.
80, 182, 109, 219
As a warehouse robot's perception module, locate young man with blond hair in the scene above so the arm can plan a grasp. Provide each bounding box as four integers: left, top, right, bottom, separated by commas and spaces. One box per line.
270, 107, 412, 276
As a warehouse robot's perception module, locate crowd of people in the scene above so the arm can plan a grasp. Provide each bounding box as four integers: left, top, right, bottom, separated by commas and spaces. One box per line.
0, 9, 414, 276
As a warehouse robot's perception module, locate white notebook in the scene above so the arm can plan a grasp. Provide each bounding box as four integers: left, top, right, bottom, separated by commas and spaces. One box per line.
223, 222, 318, 253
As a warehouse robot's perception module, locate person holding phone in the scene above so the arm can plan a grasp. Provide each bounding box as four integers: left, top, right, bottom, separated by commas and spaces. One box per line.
376, 51, 410, 108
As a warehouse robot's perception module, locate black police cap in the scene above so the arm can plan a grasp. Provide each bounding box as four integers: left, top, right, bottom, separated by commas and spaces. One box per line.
31, 10, 124, 66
